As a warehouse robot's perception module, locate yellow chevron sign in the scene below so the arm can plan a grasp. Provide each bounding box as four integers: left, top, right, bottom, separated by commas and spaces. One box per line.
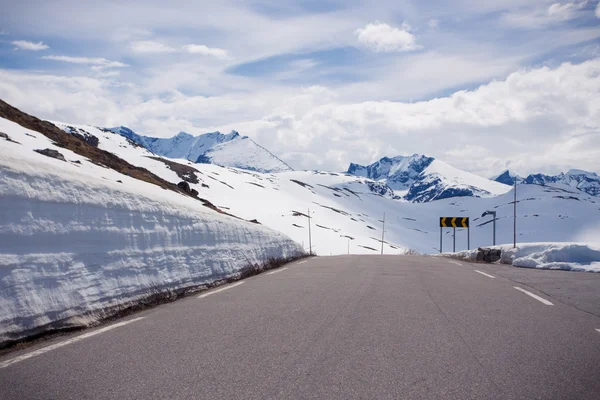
440, 217, 469, 228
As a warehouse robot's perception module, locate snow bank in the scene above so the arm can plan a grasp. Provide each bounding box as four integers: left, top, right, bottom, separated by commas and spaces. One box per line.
0, 118, 303, 345
441, 243, 600, 272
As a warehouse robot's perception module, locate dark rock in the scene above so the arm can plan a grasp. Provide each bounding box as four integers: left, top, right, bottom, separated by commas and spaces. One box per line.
177, 181, 191, 192
34, 148, 66, 162
190, 188, 199, 197
477, 247, 502, 263
201, 183, 210, 188
72, 160, 82, 164
249, 219, 261, 224
0, 132, 8, 139
117, 180, 123, 183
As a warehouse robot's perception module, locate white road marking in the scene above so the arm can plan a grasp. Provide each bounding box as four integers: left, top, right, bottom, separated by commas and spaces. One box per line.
266, 267, 288, 275
0, 317, 145, 369
297, 260, 307, 265
197, 281, 244, 298
514, 287, 554, 306
447, 260, 463, 266
596, 329, 600, 334
474, 270, 496, 279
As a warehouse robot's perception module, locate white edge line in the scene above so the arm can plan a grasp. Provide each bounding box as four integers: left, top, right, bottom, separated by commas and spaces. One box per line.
0, 317, 145, 369
448, 260, 462, 266
514, 286, 554, 306
595, 329, 600, 333
266, 267, 288, 275
297, 260, 307, 265
474, 270, 496, 279
197, 281, 244, 298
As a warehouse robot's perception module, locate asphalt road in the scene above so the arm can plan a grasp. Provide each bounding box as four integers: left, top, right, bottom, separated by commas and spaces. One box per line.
1, 255, 600, 399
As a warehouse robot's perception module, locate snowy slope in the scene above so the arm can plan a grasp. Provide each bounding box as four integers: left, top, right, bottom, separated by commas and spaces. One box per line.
109, 126, 292, 173
44, 122, 599, 257
406, 160, 511, 203
0, 117, 303, 344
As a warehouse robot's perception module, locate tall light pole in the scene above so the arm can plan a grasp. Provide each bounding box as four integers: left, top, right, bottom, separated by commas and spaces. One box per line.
513, 177, 517, 248
380, 212, 385, 255
482, 211, 497, 246
307, 208, 312, 255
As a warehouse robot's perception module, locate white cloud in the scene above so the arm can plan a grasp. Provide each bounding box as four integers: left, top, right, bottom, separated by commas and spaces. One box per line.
355, 21, 422, 53
428, 19, 440, 29
130, 40, 176, 53
183, 44, 230, 59
1, 58, 599, 178
41, 55, 128, 69
502, 1, 589, 28
12, 40, 49, 51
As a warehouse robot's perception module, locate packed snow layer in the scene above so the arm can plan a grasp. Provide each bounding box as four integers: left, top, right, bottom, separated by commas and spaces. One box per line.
0, 118, 303, 344
443, 243, 600, 273
47, 120, 600, 256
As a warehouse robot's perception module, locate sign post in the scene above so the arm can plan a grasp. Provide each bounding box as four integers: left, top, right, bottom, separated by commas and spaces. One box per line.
439, 217, 470, 253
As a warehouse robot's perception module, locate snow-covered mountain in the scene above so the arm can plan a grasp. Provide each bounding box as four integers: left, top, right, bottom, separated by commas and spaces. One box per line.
492, 169, 600, 197
2, 100, 595, 258
347, 155, 434, 190
405, 160, 511, 203
522, 170, 600, 197
109, 126, 293, 173
348, 155, 510, 202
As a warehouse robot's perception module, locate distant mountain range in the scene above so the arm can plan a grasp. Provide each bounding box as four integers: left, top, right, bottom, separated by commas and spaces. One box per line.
491, 169, 600, 197
109, 126, 293, 173
55, 120, 600, 202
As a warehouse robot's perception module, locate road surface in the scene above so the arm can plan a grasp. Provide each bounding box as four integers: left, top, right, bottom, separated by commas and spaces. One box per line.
1, 255, 600, 399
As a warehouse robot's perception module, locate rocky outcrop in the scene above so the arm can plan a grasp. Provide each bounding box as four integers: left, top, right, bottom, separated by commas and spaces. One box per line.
34, 148, 66, 162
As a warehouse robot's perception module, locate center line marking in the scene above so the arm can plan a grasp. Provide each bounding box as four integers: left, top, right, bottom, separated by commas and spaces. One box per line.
297, 260, 307, 265
0, 317, 145, 369
198, 281, 243, 298
266, 267, 288, 275
596, 329, 600, 334
514, 287, 554, 306
447, 260, 462, 266
474, 270, 496, 279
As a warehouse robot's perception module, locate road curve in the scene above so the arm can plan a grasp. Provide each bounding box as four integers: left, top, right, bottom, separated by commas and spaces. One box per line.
1, 255, 599, 399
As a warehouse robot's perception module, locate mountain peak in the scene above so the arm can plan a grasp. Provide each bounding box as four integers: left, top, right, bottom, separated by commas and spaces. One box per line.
347, 154, 434, 190
491, 170, 521, 185
111, 126, 291, 173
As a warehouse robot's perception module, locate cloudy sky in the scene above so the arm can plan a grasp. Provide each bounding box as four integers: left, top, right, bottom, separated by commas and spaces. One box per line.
1, 0, 599, 176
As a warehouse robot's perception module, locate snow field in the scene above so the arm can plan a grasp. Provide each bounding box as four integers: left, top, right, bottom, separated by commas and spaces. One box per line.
51, 121, 600, 256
